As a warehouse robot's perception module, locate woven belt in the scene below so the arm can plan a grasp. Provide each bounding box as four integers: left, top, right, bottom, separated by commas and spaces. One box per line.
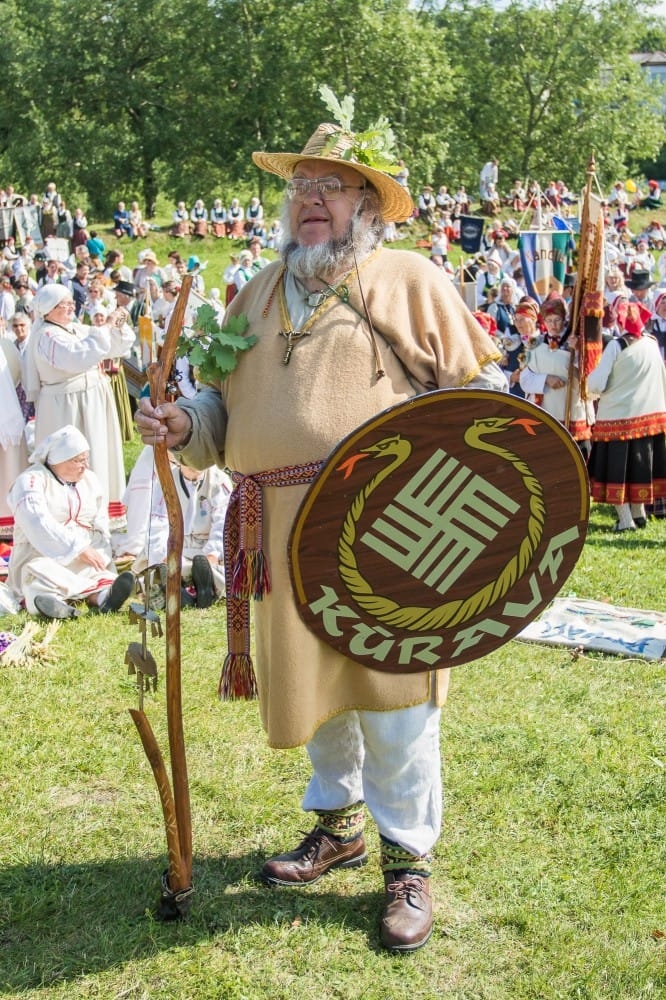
220, 459, 324, 699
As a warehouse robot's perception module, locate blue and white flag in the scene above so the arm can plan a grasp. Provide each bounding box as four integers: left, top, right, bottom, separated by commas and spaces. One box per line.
518, 230, 570, 303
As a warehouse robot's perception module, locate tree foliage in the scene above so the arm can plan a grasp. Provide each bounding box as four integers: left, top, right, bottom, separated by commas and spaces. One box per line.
0, 0, 663, 215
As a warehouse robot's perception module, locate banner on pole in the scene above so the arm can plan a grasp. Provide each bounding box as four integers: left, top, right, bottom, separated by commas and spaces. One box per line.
518, 230, 570, 303
459, 215, 484, 254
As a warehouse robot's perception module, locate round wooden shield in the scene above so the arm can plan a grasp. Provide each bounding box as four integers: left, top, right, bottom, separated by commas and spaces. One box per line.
289, 389, 589, 674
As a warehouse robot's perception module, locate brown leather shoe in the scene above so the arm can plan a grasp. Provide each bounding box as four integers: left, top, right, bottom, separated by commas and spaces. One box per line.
260, 827, 367, 886
380, 872, 433, 952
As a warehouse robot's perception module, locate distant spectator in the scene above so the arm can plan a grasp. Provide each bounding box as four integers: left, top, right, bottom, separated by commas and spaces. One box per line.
479, 158, 499, 200
86, 230, 106, 260
70, 261, 92, 318
128, 201, 148, 238
245, 196, 264, 234
435, 185, 455, 213
395, 159, 410, 192
642, 180, 662, 210
248, 237, 269, 272
453, 184, 470, 217
266, 219, 283, 250
226, 198, 245, 238
417, 186, 436, 225
103, 249, 132, 284
233, 250, 255, 293
40, 182, 61, 239
509, 179, 528, 212
224, 253, 240, 306
210, 199, 227, 238
71, 207, 89, 249
113, 201, 132, 239
190, 199, 209, 238
170, 201, 190, 238
186, 255, 206, 294
55, 199, 73, 242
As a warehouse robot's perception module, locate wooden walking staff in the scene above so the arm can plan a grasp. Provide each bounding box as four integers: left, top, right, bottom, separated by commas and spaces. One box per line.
125, 274, 195, 919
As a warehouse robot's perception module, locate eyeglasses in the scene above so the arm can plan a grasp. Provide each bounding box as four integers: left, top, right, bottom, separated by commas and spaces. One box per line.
67, 454, 90, 467
285, 176, 365, 202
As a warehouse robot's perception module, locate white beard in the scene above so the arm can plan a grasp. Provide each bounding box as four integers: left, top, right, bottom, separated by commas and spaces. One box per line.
280, 202, 383, 280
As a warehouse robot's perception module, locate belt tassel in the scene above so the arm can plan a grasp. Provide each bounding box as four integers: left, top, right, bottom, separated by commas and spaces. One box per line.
220, 460, 323, 701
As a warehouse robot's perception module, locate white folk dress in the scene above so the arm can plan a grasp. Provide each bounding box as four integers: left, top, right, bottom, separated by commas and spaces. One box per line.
29, 318, 134, 521
7, 464, 116, 613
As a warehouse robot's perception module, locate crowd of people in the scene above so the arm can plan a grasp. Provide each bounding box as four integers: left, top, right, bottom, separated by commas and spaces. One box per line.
0, 141, 665, 953
0, 209, 233, 618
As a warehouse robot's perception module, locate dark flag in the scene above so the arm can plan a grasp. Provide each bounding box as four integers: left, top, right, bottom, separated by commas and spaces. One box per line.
459, 215, 484, 254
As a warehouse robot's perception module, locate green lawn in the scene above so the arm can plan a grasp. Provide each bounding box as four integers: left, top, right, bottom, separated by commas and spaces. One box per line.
0, 500, 664, 999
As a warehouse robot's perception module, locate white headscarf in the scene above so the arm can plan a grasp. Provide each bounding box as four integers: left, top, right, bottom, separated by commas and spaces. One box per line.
30, 424, 89, 466
22, 284, 73, 402
33, 283, 70, 318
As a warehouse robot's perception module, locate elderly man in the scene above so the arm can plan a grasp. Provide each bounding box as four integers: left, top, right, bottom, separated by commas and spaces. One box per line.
136, 115, 505, 952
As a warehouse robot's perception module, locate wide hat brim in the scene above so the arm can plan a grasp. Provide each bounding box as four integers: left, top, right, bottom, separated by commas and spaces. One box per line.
252, 123, 414, 224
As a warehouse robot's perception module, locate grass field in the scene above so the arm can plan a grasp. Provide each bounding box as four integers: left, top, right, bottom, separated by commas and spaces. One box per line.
0, 493, 664, 998
0, 205, 665, 999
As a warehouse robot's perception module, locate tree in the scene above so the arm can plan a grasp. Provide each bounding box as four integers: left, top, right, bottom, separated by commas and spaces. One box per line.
437, 0, 665, 193
1, 0, 664, 214
3, 0, 215, 217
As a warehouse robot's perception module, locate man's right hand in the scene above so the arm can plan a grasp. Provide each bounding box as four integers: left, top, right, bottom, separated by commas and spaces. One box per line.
135, 398, 193, 450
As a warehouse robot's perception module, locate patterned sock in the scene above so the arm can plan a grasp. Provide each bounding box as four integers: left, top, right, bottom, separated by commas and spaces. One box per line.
315, 801, 365, 842
380, 835, 433, 877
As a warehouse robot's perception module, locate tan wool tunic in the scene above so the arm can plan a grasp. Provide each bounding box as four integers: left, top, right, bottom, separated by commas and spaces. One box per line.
179, 248, 502, 748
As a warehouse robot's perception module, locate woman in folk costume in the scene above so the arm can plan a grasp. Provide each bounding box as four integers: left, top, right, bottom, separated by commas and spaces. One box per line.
170, 201, 190, 237
190, 199, 209, 238
503, 296, 541, 398
22, 284, 134, 526
210, 199, 227, 238
519, 295, 595, 460
226, 198, 245, 238
244, 195, 264, 234
0, 337, 29, 541
586, 300, 666, 531
7, 425, 135, 619
89, 303, 135, 444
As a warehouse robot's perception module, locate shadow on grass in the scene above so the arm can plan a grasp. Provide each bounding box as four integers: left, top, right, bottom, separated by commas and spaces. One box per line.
0, 853, 383, 990
584, 519, 665, 547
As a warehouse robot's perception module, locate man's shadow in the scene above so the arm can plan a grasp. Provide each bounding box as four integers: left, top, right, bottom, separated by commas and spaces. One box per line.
0, 852, 383, 990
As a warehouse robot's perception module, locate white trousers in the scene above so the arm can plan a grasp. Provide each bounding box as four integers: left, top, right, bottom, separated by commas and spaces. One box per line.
302, 700, 442, 857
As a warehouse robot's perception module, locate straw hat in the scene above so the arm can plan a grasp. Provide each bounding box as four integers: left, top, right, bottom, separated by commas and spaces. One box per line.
252, 123, 414, 223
